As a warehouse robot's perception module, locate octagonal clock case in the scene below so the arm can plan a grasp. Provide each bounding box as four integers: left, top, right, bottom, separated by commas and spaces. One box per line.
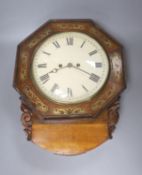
13, 19, 126, 155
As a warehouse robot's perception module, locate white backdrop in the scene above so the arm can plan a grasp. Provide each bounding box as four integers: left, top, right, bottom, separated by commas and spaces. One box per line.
0, 0, 142, 175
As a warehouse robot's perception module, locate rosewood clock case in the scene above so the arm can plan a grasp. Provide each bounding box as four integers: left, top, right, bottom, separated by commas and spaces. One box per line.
13, 19, 126, 155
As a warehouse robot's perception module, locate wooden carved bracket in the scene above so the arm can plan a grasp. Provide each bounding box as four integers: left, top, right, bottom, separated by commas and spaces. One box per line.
21, 103, 32, 140
108, 97, 120, 138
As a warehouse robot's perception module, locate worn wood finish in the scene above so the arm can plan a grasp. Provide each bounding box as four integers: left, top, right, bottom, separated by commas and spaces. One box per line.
32, 121, 109, 155
23, 102, 110, 155
13, 19, 126, 155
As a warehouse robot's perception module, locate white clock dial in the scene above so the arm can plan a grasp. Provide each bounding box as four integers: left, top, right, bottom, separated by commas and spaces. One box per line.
32, 32, 109, 104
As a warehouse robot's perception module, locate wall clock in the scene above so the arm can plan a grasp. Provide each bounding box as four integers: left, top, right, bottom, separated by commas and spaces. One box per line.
13, 19, 126, 155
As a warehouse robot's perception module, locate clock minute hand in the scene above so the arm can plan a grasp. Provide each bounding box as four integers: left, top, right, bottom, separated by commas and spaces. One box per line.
67, 63, 99, 83
72, 65, 100, 83
66, 62, 92, 76
71, 64, 91, 76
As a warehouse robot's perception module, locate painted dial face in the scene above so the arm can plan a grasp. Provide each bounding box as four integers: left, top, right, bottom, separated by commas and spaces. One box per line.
32, 32, 109, 104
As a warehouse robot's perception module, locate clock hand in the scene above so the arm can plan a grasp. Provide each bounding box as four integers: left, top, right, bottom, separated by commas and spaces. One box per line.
48, 63, 94, 78
66, 63, 99, 83
48, 64, 68, 74
49, 68, 59, 73
44, 62, 99, 84
66, 63, 91, 75
72, 65, 90, 75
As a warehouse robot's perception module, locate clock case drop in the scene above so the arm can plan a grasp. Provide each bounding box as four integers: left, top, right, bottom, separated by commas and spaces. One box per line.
13, 19, 126, 155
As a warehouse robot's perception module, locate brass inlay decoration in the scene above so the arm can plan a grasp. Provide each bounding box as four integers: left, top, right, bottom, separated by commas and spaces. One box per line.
90, 27, 113, 49
91, 84, 116, 111
28, 29, 52, 48
20, 51, 29, 80
24, 86, 48, 113
111, 53, 122, 81
55, 23, 85, 30
53, 107, 85, 115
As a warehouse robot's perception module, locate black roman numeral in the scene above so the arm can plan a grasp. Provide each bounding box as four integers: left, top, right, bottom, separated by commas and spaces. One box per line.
40, 73, 49, 84
82, 85, 88, 92
37, 63, 47, 68
51, 83, 59, 93
80, 41, 86, 48
53, 41, 60, 48
89, 50, 97, 56
66, 37, 73, 45
42, 51, 51, 56
95, 62, 102, 68
89, 73, 100, 82
67, 88, 73, 97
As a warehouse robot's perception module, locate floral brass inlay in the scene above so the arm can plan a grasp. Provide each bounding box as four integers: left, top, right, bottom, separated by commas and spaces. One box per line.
91, 99, 106, 111
53, 107, 85, 115
55, 23, 85, 30
90, 27, 113, 49
28, 29, 52, 48
24, 86, 48, 113
20, 51, 29, 80
91, 85, 116, 111
111, 53, 122, 81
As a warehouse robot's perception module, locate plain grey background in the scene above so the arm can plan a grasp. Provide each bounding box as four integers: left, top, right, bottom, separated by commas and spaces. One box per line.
0, 0, 142, 174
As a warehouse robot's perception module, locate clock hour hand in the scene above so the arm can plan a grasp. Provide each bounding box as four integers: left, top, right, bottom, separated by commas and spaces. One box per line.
49, 68, 59, 74
48, 65, 68, 74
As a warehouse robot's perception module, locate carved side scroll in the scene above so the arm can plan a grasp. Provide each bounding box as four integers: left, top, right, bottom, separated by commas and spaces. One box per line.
108, 97, 120, 138
21, 103, 32, 140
